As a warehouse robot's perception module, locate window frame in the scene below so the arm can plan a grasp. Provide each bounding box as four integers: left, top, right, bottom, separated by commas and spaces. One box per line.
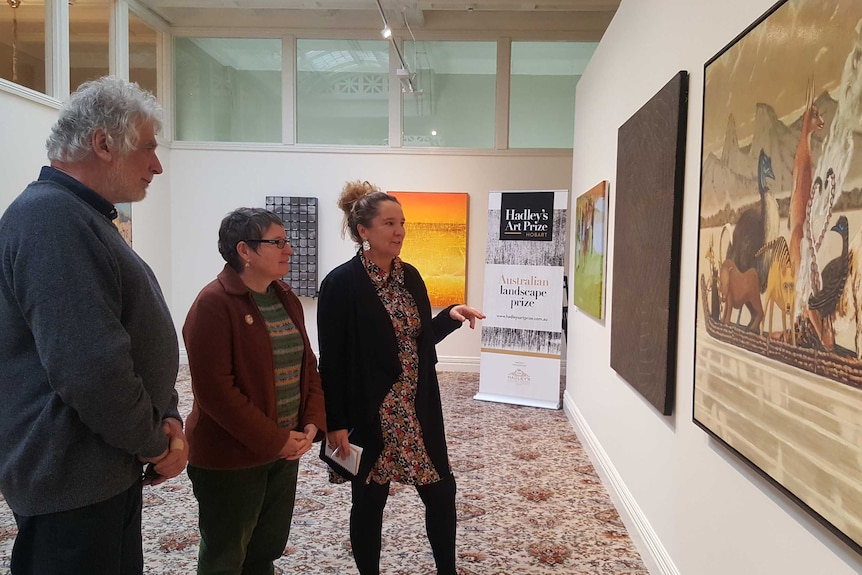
1, 4, 587, 152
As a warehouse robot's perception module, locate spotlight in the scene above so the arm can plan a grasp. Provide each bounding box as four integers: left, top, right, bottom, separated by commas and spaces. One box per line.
376, 0, 392, 38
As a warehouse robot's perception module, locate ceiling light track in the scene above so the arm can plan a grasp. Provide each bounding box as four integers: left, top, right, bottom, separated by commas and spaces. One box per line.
374, 0, 417, 93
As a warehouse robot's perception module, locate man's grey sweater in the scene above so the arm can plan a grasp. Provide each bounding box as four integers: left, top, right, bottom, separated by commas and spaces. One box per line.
0, 170, 179, 516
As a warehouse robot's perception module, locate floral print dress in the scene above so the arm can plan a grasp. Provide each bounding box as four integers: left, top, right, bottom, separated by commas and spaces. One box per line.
363, 254, 441, 486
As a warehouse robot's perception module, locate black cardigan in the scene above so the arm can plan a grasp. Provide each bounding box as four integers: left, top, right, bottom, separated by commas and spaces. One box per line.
317, 254, 462, 481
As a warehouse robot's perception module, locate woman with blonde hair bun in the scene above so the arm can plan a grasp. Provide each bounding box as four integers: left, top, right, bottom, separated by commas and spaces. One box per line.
317, 180, 484, 575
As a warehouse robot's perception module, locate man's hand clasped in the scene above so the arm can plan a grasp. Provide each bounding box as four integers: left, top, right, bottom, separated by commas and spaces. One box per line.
141, 417, 189, 486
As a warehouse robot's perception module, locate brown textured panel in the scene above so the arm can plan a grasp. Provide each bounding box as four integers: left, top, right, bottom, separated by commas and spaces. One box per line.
609, 71, 689, 415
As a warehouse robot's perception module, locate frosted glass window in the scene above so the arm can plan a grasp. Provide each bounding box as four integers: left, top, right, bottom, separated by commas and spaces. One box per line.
1, 0, 46, 93
403, 41, 496, 148
174, 37, 282, 143
509, 42, 598, 148
70, 0, 110, 91
296, 39, 389, 146
129, 11, 158, 98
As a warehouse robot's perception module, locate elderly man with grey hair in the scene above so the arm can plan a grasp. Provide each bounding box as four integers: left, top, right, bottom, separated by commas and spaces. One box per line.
0, 76, 187, 575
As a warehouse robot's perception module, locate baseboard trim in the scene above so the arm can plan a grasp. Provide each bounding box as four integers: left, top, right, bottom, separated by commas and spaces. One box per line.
437, 357, 567, 374
437, 356, 481, 372
563, 389, 678, 575
179, 351, 566, 377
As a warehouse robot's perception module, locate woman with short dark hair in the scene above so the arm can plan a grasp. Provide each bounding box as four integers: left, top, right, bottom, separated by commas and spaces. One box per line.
183, 207, 326, 575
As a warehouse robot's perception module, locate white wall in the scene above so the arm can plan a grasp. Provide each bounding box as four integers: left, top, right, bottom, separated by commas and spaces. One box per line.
567, 0, 862, 573
0, 85, 58, 213
168, 145, 573, 365
133, 148, 173, 308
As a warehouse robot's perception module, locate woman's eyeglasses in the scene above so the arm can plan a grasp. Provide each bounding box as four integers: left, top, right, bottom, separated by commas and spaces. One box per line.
242, 238, 291, 249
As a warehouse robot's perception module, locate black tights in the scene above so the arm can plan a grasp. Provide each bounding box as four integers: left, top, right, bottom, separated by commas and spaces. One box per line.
350, 475, 457, 575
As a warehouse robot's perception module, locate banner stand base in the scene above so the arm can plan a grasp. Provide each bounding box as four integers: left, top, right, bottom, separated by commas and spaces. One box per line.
473, 392, 561, 410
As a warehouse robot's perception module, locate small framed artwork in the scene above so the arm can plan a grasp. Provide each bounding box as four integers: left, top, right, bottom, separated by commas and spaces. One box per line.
266, 196, 318, 297
573, 180, 609, 320
115, 202, 132, 247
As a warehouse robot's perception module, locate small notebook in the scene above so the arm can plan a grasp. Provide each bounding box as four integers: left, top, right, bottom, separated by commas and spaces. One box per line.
323, 442, 363, 476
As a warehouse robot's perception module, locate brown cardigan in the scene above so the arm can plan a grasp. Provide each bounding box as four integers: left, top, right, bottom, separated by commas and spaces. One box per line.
183, 264, 326, 469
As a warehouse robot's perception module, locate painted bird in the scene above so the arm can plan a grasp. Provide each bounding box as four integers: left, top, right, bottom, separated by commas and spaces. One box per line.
808, 215, 850, 349
727, 149, 778, 292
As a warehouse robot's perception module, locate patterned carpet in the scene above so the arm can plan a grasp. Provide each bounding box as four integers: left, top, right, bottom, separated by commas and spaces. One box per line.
0, 367, 648, 574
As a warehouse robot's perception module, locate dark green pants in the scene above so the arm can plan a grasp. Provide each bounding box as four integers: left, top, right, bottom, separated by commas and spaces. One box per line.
188, 459, 299, 575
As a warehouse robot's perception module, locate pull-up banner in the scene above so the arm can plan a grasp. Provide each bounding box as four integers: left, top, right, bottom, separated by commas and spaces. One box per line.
476, 190, 568, 409
499, 191, 555, 241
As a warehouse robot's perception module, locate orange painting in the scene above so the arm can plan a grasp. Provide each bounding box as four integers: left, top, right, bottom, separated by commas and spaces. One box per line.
390, 191, 468, 307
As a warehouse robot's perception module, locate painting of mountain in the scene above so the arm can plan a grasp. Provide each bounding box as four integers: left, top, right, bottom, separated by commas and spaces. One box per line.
700, 92, 840, 218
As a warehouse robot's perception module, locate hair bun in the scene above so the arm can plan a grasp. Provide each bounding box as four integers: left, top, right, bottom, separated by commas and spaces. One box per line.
337, 180, 380, 216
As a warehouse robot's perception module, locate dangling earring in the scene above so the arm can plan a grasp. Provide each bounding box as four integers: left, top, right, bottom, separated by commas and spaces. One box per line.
244, 260, 251, 268
362, 239, 370, 251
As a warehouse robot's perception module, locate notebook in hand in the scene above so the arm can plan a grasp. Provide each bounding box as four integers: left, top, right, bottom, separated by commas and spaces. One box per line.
323, 442, 363, 476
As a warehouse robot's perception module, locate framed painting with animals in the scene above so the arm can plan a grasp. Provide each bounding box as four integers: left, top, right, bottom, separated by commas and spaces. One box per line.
694, 0, 862, 554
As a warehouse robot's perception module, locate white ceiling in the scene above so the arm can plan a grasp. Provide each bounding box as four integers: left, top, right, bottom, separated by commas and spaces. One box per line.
132, 0, 620, 40
1, 1, 618, 42
1, 0, 613, 75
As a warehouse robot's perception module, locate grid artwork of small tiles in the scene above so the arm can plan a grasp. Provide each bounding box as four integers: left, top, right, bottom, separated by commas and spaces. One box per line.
266, 196, 318, 297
